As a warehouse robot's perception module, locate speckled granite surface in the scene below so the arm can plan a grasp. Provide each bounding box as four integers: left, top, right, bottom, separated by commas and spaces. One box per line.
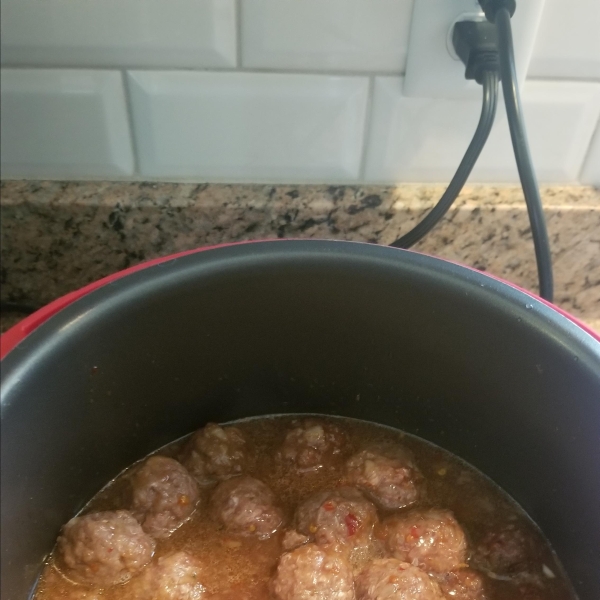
1, 180, 599, 333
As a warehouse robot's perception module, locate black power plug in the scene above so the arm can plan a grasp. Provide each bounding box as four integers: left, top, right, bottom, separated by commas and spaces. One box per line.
478, 0, 516, 22
452, 20, 499, 84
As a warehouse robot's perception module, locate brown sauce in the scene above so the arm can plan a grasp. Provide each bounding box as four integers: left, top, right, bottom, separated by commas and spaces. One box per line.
33, 415, 576, 599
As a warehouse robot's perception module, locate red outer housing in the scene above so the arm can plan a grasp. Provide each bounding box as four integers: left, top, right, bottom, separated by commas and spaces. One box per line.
2, 241, 598, 360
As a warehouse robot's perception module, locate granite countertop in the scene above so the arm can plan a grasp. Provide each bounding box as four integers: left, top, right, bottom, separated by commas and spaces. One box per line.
1, 180, 599, 334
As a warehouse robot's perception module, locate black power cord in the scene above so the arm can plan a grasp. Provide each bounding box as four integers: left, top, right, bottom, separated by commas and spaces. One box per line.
390, 22, 500, 251
493, 6, 554, 301
391, 1, 554, 302
390, 70, 498, 250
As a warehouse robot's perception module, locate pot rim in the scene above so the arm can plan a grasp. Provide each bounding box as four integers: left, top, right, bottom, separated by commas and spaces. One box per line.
1, 239, 598, 361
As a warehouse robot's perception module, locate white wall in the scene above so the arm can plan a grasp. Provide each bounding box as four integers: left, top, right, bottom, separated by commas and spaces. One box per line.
1, 0, 599, 184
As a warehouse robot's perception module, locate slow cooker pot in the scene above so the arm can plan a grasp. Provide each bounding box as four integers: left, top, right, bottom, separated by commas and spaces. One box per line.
1, 240, 599, 599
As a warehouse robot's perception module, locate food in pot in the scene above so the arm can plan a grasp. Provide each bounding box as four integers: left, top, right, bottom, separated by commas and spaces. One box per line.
34, 416, 576, 600
181, 422, 247, 485
344, 445, 421, 510
355, 558, 444, 600
270, 543, 355, 600
33, 570, 102, 600
130, 456, 200, 539
435, 569, 488, 600
294, 487, 378, 549
383, 509, 468, 573
56, 510, 155, 586
127, 551, 209, 600
210, 475, 284, 539
282, 529, 311, 551
473, 522, 535, 575
278, 418, 348, 473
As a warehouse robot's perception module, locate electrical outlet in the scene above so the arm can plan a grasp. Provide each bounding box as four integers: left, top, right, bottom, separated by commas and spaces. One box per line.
403, 0, 546, 99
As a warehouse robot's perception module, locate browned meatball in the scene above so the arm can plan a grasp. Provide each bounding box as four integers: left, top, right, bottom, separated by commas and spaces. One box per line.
130, 456, 200, 539
128, 552, 209, 600
473, 523, 533, 574
57, 510, 155, 586
181, 423, 247, 485
279, 418, 348, 473
356, 558, 444, 600
271, 543, 355, 600
295, 487, 378, 549
384, 509, 467, 573
210, 476, 283, 539
344, 446, 421, 510
436, 569, 488, 600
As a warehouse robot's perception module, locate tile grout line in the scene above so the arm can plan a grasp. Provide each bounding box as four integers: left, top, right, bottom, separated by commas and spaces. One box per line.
120, 70, 141, 176
1, 171, 598, 188
358, 76, 376, 183
0, 63, 406, 79
4, 62, 598, 87
235, 0, 243, 69
2, 61, 600, 85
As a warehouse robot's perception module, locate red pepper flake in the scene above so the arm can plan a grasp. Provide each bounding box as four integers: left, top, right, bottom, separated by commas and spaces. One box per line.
322, 501, 336, 512
345, 513, 360, 536
410, 525, 419, 538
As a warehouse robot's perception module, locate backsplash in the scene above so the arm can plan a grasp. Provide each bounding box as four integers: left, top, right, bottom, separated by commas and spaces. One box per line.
1, 0, 599, 184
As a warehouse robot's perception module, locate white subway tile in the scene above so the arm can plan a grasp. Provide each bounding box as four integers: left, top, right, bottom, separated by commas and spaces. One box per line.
241, 0, 413, 72
0, 0, 236, 69
0, 69, 134, 179
365, 78, 600, 183
530, 0, 600, 80
581, 123, 600, 186
127, 71, 369, 182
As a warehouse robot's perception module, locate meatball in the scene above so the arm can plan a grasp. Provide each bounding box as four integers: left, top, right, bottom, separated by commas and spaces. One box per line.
129, 552, 209, 600
356, 558, 444, 600
384, 509, 467, 573
436, 570, 488, 600
279, 419, 348, 473
181, 423, 247, 485
57, 510, 155, 586
210, 476, 283, 539
271, 543, 355, 600
295, 487, 378, 549
473, 523, 533, 574
344, 446, 421, 510
130, 456, 200, 539
283, 529, 311, 551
